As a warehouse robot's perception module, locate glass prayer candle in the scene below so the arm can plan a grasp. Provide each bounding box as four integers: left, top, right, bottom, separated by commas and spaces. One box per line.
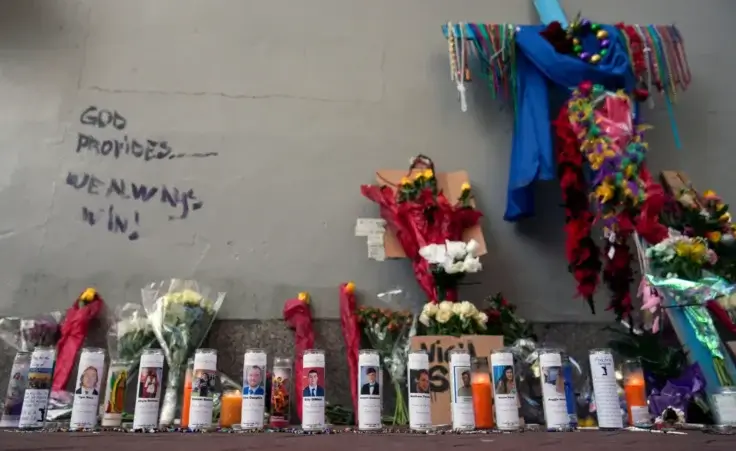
219, 390, 242, 428
622, 358, 649, 426
270, 357, 292, 428
471, 357, 493, 429
180, 358, 194, 428
712, 386, 736, 426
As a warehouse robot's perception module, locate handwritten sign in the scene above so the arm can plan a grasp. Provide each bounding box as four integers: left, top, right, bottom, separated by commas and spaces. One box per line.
410, 335, 503, 425
66, 106, 214, 240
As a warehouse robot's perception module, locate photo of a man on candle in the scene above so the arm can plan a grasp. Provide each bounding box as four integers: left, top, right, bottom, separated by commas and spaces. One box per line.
75, 366, 99, 396
243, 365, 265, 396
360, 367, 380, 396
409, 369, 430, 394
454, 368, 472, 398
302, 369, 325, 397
494, 366, 517, 395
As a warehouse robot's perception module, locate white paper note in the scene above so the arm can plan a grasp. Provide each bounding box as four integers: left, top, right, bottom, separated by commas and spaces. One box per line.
355, 218, 386, 237
368, 242, 386, 261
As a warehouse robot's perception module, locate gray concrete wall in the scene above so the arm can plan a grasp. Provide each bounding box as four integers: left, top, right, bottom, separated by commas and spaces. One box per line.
0, 0, 732, 322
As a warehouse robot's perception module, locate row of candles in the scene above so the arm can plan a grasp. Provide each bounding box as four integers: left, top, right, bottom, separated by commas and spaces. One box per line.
0, 345, 658, 431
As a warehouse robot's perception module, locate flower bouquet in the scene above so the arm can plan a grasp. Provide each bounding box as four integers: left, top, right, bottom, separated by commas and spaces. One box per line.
419, 240, 482, 301
0, 312, 62, 352
356, 300, 414, 425
110, 303, 157, 381
482, 293, 536, 345
417, 300, 486, 336
361, 155, 483, 302
141, 279, 225, 426
645, 232, 736, 386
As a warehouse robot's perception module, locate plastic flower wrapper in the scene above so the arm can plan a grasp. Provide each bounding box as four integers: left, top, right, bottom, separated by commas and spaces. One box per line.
355, 288, 418, 425
109, 303, 157, 380
0, 312, 62, 352
283, 291, 314, 422
142, 279, 225, 426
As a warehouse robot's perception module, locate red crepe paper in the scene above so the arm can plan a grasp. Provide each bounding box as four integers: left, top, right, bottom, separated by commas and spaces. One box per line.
52, 289, 104, 392
339, 282, 359, 417
706, 300, 736, 334
283, 293, 315, 422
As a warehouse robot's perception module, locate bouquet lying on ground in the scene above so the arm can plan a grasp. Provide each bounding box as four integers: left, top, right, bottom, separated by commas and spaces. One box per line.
417, 300, 487, 336
142, 279, 225, 426
355, 290, 415, 425
361, 155, 483, 301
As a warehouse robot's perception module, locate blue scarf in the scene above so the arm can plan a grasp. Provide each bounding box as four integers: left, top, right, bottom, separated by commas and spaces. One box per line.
504, 25, 635, 222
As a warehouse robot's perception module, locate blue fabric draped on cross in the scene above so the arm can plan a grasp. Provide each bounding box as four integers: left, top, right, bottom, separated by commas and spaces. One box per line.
504, 24, 635, 222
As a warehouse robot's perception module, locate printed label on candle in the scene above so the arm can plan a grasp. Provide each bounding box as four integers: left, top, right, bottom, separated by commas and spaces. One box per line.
538, 351, 568, 429
491, 352, 520, 430
589, 351, 622, 429
357, 352, 382, 430
100, 362, 129, 427
449, 353, 474, 430
70, 350, 105, 430
17, 348, 55, 429
302, 353, 325, 430
189, 352, 217, 430
132, 351, 164, 430
270, 367, 291, 425
0, 355, 31, 428
407, 352, 431, 430
241, 351, 267, 429
630, 406, 650, 425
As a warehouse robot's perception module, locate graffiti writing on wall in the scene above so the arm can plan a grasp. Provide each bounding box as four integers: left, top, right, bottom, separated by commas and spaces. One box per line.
66, 106, 214, 240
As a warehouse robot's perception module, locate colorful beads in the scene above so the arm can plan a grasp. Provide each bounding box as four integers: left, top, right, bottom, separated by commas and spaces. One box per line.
569, 17, 608, 65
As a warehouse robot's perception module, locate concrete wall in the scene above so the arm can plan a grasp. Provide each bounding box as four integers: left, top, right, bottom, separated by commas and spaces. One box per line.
0, 0, 733, 322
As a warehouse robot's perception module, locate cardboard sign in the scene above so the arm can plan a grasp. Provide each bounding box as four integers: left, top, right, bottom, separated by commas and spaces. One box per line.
410, 335, 504, 425
374, 169, 487, 258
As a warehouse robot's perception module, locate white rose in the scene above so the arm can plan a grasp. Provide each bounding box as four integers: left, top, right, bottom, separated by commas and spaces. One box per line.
459, 301, 477, 318
419, 313, 431, 326
465, 239, 480, 257
443, 260, 465, 274
419, 244, 446, 264
422, 302, 439, 318
452, 302, 463, 315
435, 309, 453, 324
438, 301, 454, 312
445, 240, 467, 260
475, 311, 488, 325
462, 256, 482, 273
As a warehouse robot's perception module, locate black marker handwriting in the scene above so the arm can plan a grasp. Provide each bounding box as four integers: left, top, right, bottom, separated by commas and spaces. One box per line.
76, 133, 172, 162
79, 106, 127, 130
81, 205, 140, 241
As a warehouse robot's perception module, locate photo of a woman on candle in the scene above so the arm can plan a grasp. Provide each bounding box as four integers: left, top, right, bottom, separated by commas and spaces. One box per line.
494, 366, 516, 395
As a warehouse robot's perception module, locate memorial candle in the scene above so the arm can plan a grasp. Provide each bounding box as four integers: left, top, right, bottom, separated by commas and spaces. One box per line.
471, 357, 494, 429
623, 358, 649, 426
219, 390, 242, 428
180, 358, 194, 428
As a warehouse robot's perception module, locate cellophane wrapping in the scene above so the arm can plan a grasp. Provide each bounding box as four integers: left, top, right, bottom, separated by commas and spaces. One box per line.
111, 303, 158, 380
141, 279, 225, 426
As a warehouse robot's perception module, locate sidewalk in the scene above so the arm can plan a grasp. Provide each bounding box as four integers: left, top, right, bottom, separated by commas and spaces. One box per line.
2, 430, 735, 451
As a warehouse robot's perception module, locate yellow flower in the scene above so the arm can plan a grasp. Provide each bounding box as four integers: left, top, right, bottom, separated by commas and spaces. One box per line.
180, 289, 203, 305
460, 182, 471, 193
423, 169, 434, 179
691, 242, 707, 260
720, 212, 732, 223
400, 177, 411, 186
588, 153, 605, 170
707, 231, 722, 243
675, 242, 692, 257
703, 190, 717, 199
595, 183, 615, 203
344, 282, 355, 294
79, 288, 97, 303
297, 292, 310, 304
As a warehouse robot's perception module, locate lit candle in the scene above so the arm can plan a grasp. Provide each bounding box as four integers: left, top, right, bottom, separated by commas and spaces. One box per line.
219, 390, 242, 428
471, 357, 494, 429
623, 359, 649, 426
181, 358, 194, 429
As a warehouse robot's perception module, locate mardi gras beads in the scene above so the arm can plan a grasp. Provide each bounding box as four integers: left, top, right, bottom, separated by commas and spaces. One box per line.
568, 18, 609, 64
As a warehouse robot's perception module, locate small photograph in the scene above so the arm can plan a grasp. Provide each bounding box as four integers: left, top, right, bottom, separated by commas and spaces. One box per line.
75, 366, 100, 396
302, 367, 325, 398
454, 366, 472, 399
27, 370, 52, 390
493, 365, 517, 395
192, 369, 217, 397
359, 366, 380, 396
271, 368, 291, 419
409, 369, 430, 394
243, 365, 266, 396
2, 371, 27, 415
542, 366, 565, 396
138, 367, 162, 399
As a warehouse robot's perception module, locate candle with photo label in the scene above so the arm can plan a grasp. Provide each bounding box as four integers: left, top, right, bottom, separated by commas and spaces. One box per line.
449, 349, 474, 430
491, 349, 520, 430
70, 347, 106, 430
357, 349, 382, 431
302, 349, 326, 431
189, 349, 218, 430
17, 347, 56, 429
408, 350, 432, 431
241, 349, 267, 429
589, 349, 623, 430
538, 348, 569, 430
133, 349, 165, 430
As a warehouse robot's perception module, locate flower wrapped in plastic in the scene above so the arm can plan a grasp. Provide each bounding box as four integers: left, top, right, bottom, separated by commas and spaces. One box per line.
0, 312, 62, 353
142, 279, 225, 426
109, 303, 157, 379
355, 288, 416, 425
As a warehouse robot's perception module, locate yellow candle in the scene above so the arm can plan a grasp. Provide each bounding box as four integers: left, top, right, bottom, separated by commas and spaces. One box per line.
220, 390, 242, 428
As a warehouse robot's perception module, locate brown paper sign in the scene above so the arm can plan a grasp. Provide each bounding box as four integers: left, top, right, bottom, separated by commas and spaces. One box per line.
374, 169, 487, 258
410, 335, 504, 425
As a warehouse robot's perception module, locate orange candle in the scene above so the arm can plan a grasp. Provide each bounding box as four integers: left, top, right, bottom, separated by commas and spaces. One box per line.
181, 359, 194, 428
220, 390, 242, 428
623, 359, 649, 426
471, 372, 494, 429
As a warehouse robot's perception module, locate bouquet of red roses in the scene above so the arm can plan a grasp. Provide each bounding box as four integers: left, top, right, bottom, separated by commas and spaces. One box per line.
361, 155, 483, 302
